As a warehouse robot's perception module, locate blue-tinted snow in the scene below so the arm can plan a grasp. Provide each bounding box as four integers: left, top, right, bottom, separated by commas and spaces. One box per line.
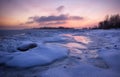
4, 44, 68, 68
0, 29, 120, 77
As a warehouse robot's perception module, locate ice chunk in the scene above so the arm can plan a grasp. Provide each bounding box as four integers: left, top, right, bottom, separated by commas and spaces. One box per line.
5, 44, 68, 68
17, 43, 37, 51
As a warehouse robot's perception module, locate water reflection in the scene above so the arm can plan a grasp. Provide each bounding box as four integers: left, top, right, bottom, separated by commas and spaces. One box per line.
45, 34, 92, 52
61, 34, 73, 37
65, 42, 86, 49
61, 34, 91, 45
74, 36, 91, 44
61, 34, 92, 59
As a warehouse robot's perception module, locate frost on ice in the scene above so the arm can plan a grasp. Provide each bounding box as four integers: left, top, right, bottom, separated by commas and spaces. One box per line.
0, 29, 120, 77
1, 43, 68, 68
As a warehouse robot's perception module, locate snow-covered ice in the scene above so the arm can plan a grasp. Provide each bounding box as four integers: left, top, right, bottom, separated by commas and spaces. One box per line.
41, 62, 120, 77
0, 29, 120, 77
0, 43, 68, 68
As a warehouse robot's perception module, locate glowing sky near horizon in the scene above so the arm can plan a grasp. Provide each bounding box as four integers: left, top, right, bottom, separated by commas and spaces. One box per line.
0, 0, 120, 29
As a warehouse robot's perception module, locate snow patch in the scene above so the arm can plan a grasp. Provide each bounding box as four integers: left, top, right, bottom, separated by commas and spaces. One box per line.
100, 49, 120, 72
41, 62, 120, 77
4, 44, 68, 68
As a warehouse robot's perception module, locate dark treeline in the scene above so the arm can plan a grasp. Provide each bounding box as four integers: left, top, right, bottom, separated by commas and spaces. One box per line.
95, 14, 120, 29
34, 26, 73, 29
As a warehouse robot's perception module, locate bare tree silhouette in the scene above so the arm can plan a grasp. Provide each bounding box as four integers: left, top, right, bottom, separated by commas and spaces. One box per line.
98, 14, 120, 29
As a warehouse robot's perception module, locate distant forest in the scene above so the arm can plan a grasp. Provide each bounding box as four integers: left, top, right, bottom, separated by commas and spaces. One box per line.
94, 14, 120, 29
35, 26, 73, 29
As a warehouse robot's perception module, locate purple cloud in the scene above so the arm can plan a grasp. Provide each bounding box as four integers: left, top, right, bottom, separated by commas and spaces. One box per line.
70, 16, 84, 20
29, 14, 83, 23
42, 21, 66, 25
56, 5, 65, 12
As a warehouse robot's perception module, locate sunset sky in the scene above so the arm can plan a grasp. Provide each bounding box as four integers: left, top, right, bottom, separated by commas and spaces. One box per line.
0, 0, 120, 29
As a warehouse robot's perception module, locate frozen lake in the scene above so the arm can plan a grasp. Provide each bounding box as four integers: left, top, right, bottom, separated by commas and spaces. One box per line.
0, 29, 120, 77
